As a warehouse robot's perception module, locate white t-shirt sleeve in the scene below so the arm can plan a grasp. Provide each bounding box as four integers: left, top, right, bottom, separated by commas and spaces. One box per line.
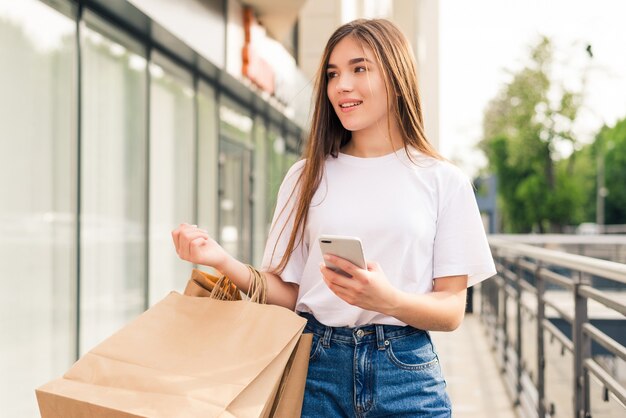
432, 170, 496, 287
260, 161, 307, 284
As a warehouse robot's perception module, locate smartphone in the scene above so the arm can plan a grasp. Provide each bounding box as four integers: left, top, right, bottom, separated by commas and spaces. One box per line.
318, 235, 366, 277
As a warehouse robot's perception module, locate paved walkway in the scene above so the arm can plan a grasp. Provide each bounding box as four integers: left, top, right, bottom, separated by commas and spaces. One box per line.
431, 314, 519, 418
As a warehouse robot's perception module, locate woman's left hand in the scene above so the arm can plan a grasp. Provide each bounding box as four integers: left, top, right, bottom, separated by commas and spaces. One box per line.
320, 255, 399, 314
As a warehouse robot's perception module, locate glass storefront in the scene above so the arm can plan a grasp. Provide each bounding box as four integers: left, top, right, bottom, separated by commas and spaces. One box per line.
0, 1, 305, 416
0, 1, 77, 416
267, 125, 286, 226
219, 140, 252, 262
148, 51, 196, 305
285, 132, 302, 174
218, 96, 254, 263
253, 115, 268, 265
79, 11, 148, 354
197, 80, 219, 240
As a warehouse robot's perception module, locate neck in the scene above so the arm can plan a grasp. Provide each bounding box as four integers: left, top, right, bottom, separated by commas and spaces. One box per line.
341, 123, 404, 158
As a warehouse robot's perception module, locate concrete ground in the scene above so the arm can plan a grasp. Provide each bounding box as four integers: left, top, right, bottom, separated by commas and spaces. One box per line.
431, 314, 519, 418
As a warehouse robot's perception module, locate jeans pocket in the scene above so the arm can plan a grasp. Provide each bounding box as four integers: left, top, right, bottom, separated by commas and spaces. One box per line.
308, 333, 323, 362
385, 331, 439, 371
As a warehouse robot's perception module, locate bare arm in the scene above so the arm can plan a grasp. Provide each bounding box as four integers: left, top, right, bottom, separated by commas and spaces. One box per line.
172, 223, 298, 310
320, 255, 468, 331
384, 275, 467, 331
216, 255, 299, 310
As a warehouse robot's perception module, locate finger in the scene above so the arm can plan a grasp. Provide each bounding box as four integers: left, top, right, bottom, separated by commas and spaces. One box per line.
323, 254, 361, 276
324, 255, 370, 285
181, 229, 209, 241
179, 223, 200, 233
323, 280, 357, 306
187, 236, 207, 261
173, 223, 198, 251
320, 263, 354, 290
179, 232, 209, 259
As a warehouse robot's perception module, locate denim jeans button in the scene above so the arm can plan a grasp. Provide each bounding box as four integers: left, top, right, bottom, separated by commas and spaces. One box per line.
356, 329, 364, 338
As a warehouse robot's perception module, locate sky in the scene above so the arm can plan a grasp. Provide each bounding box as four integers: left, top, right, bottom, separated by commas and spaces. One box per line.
439, 0, 626, 177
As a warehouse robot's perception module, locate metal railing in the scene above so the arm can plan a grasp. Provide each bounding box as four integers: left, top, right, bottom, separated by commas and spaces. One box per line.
482, 237, 626, 418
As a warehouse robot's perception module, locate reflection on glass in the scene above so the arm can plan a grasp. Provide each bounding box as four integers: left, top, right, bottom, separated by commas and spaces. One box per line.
285, 150, 300, 174
219, 96, 253, 143
267, 127, 285, 225
149, 53, 195, 305
0, 1, 76, 416
219, 141, 252, 263
197, 81, 218, 239
80, 14, 147, 353
253, 116, 268, 266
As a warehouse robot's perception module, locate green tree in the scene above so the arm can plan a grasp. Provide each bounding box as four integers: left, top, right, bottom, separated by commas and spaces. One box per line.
557, 142, 595, 225
480, 37, 584, 232
559, 117, 626, 227
598, 118, 626, 224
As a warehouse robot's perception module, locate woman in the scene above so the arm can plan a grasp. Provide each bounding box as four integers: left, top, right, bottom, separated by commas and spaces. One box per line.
172, 18, 496, 417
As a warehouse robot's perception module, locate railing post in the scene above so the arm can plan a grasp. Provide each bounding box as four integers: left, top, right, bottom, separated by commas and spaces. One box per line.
573, 272, 591, 418
501, 259, 509, 373
491, 276, 499, 352
536, 262, 546, 418
515, 257, 523, 406
492, 250, 501, 351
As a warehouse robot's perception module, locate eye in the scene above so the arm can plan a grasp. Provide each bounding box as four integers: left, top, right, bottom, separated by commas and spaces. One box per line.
354, 66, 367, 73
326, 71, 338, 79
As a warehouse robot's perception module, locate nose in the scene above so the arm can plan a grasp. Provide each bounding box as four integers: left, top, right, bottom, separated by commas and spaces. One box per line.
335, 73, 353, 93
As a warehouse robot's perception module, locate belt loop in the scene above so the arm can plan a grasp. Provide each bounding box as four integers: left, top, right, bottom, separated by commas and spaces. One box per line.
322, 325, 333, 348
375, 325, 386, 350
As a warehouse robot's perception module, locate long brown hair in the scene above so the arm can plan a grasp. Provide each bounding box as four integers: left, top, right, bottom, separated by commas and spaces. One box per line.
269, 18, 442, 275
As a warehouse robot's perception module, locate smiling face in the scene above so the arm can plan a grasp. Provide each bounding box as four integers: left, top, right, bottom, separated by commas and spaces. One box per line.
326, 36, 392, 136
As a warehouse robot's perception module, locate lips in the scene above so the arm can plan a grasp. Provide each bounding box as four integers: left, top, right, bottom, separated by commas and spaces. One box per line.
339, 101, 363, 109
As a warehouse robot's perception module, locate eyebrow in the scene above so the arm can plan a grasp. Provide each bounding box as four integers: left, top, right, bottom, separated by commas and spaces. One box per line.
326, 57, 372, 69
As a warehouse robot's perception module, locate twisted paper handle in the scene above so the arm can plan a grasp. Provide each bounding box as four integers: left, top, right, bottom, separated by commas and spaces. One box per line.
209, 265, 267, 304
207, 275, 235, 301
245, 264, 268, 304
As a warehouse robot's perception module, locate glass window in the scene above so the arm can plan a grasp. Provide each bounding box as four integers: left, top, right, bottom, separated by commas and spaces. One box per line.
266, 125, 286, 226
219, 140, 253, 263
80, 11, 148, 353
252, 116, 267, 266
0, 0, 77, 416
217, 95, 254, 264
149, 51, 195, 305
285, 131, 302, 171
197, 80, 218, 240
219, 95, 253, 143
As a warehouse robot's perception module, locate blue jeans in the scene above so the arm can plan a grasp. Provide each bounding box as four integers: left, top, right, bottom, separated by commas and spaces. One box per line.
299, 312, 452, 417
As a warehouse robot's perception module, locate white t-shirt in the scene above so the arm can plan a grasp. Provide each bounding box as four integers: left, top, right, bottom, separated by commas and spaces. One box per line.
261, 147, 496, 327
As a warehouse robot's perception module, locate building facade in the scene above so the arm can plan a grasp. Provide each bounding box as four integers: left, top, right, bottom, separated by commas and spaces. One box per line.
0, 1, 439, 416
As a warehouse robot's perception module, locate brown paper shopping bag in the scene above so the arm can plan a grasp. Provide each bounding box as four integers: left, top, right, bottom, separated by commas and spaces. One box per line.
182, 269, 312, 418
36, 269, 312, 418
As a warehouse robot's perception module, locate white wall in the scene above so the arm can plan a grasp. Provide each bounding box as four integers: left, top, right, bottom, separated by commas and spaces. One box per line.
128, 0, 226, 67
298, 0, 343, 80
416, 0, 440, 150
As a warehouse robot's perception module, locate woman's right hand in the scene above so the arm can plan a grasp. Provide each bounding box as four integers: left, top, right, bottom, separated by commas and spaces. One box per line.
171, 223, 230, 270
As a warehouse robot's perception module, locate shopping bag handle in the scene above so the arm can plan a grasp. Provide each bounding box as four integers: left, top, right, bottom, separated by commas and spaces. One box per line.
188, 266, 267, 304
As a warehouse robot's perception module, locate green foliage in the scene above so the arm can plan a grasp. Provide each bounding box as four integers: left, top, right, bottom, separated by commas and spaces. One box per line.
600, 118, 626, 224
560, 142, 596, 224
480, 37, 583, 232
